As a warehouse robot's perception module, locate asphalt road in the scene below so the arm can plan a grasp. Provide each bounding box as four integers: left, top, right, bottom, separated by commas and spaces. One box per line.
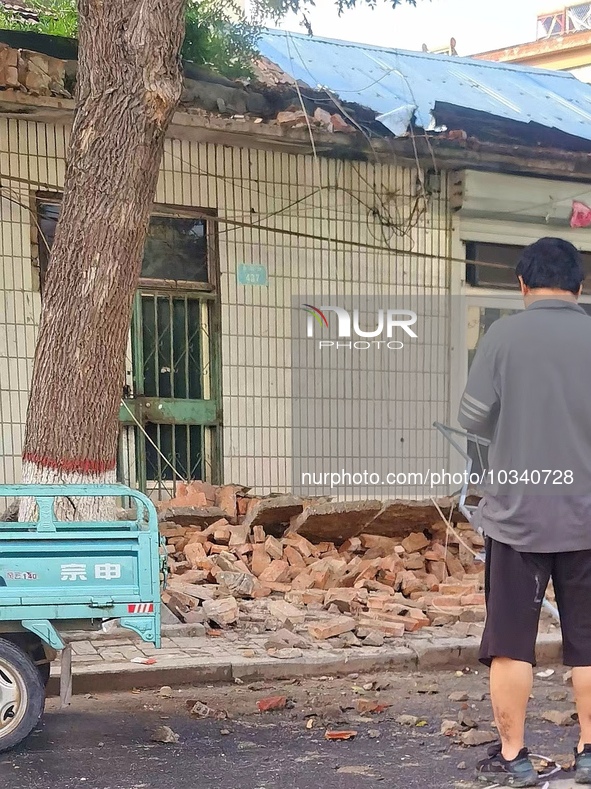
0, 666, 581, 789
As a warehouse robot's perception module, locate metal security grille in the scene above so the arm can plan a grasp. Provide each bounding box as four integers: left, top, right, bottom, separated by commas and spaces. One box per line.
0, 118, 456, 501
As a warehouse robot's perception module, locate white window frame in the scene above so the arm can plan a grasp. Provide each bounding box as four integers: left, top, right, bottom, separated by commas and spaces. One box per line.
450, 216, 591, 429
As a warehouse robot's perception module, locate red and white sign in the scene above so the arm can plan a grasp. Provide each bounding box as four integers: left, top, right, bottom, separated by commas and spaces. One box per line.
127, 603, 154, 614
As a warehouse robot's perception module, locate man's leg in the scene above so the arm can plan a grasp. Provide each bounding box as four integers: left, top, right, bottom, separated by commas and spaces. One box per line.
573, 667, 591, 750
479, 539, 550, 766
553, 551, 591, 757
490, 658, 533, 760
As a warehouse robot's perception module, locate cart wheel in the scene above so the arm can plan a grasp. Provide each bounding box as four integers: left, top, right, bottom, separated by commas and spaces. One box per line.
0, 638, 45, 752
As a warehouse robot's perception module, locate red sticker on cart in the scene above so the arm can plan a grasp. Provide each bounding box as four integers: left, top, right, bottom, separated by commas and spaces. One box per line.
127, 603, 154, 614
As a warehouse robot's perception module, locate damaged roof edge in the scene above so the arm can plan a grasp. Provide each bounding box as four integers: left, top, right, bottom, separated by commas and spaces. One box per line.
258, 29, 591, 149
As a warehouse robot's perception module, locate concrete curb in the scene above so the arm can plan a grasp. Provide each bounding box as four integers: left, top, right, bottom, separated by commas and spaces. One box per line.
47, 632, 564, 696
64, 622, 205, 642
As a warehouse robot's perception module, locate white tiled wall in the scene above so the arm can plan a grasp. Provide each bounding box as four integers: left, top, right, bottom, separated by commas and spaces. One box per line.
0, 117, 452, 493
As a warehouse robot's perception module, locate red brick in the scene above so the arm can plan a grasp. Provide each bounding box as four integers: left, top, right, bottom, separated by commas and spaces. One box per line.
431, 594, 463, 607
308, 616, 356, 640
401, 532, 430, 554
445, 552, 465, 579
439, 582, 478, 596
425, 554, 448, 583
356, 617, 405, 637
284, 545, 307, 569
284, 533, 315, 558
251, 544, 272, 577
258, 560, 290, 584
400, 571, 425, 596
264, 536, 284, 560
184, 541, 207, 568
460, 593, 486, 606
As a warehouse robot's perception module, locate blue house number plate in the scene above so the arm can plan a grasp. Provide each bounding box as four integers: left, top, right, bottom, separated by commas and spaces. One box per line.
237, 264, 268, 286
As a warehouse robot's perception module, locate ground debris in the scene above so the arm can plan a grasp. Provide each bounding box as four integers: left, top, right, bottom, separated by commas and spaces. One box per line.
150, 725, 179, 744
547, 690, 568, 702
187, 700, 228, 719
356, 699, 391, 715
448, 692, 469, 702
257, 695, 288, 712
441, 719, 462, 737
397, 714, 426, 727
540, 709, 576, 726
325, 730, 358, 740
460, 729, 497, 746
416, 683, 439, 694
336, 765, 380, 777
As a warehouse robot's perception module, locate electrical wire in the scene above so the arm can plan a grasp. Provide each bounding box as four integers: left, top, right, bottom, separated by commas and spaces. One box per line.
0, 180, 523, 273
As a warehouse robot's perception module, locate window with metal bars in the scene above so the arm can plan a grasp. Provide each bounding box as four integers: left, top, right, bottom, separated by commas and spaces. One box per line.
35, 194, 221, 495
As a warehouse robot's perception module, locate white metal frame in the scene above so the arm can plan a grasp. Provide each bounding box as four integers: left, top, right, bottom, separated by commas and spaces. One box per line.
450, 214, 591, 427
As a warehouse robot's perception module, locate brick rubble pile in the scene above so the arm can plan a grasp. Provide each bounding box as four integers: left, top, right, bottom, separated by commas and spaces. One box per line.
159, 482, 486, 647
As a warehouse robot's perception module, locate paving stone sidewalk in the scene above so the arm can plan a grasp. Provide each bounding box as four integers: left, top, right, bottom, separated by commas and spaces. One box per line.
48, 624, 565, 695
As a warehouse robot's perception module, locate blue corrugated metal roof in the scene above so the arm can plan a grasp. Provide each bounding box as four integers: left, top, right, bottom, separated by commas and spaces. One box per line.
258, 29, 591, 142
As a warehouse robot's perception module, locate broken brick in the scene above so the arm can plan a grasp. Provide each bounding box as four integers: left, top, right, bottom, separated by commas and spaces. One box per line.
202, 597, 239, 627
308, 616, 356, 640
268, 599, 306, 626
184, 541, 208, 568
258, 560, 290, 584
284, 545, 307, 569
460, 593, 485, 606
401, 532, 430, 554
257, 695, 287, 712
265, 535, 284, 561
251, 543, 272, 577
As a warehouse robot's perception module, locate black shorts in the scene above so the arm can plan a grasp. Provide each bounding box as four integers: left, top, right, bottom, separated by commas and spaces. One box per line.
480, 537, 591, 667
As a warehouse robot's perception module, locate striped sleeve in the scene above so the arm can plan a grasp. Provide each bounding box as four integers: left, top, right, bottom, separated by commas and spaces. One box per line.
458, 340, 499, 437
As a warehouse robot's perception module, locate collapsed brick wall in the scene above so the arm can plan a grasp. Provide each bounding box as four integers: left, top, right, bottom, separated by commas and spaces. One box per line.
159, 482, 485, 645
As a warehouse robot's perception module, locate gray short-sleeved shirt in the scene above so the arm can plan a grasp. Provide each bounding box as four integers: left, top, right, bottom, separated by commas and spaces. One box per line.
458, 298, 591, 553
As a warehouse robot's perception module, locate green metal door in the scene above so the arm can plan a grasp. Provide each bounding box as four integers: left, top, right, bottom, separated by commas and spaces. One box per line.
119, 289, 221, 497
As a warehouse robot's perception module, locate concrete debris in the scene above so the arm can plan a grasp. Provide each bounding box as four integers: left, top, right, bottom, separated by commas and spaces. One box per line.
460, 729, 497, 746
289, 500, 383, 543
202, 597, 239, 627
397, 714, 422, 726
541, 709, 576, 726
264, 628, 310, 651
150, 725, 179, 744
158, 505, 226, 527
448, 691, 469, 702
157, 482, 485, 648
363, 631, 385, 647
547, 690, 568, 702
266, 647, 304, 660
441, 719, 462, 737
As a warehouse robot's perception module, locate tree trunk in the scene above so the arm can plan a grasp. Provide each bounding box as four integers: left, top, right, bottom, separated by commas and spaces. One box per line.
21, 0, 187, 520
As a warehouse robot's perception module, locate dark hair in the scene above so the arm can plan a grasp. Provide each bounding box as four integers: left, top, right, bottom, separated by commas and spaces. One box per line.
516, 237, 584, 294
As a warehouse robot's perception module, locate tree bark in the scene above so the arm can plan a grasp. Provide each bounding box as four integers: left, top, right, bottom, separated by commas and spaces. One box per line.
21, 0, 187, 519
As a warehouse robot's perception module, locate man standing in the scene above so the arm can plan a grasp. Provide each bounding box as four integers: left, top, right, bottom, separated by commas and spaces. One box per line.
459, 237, 591, 787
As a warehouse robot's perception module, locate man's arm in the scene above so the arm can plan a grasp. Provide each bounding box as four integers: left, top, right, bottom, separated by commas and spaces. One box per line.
458, 338, 499, 438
